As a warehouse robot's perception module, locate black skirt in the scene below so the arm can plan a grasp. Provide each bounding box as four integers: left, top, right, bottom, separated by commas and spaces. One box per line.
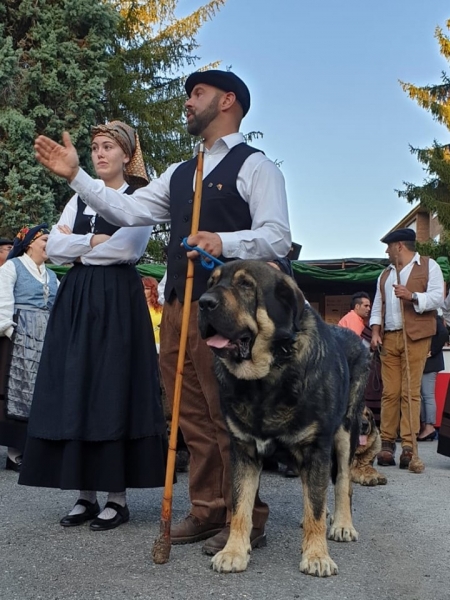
19, 436, 168, 492
19, 263, 168, 491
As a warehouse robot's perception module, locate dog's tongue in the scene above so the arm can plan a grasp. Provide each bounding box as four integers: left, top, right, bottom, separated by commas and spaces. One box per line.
359, 435, 368, 446
206, 334, 230, 349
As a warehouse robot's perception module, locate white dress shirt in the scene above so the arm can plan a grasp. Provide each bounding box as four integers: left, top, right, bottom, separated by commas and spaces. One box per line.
46, 182, 153, 266
369, 254, 445, 331
0, 254, 60, 338
69, 133, 292, 261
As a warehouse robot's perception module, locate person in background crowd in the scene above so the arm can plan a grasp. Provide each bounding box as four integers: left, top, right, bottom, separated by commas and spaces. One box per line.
370, 228, 444, 469
442, 287, 450, 330
339, 292, 381, 425
418, 313, 448, 441
19, 121, 168, 532
142, 276, 163, 352
0, 225, 58, 471
0, 238, 13, 267
33, 69, 292, 554
338, 291, 371, 340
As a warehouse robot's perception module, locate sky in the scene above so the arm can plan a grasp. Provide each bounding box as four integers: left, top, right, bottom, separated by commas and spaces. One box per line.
179, 0, 450, 259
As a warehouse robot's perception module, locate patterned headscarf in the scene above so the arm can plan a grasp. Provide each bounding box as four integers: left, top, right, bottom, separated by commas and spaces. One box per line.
91, 120, 149, 187
7, 223, 50, 259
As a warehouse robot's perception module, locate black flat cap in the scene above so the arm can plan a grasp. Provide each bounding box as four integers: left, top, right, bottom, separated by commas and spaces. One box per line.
0, 238, 13, 246
381, 228, 416, 244
185, 70, 251, 116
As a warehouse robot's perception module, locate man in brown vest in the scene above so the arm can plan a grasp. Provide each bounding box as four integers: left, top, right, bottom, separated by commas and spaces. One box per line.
370, 228, 444, 469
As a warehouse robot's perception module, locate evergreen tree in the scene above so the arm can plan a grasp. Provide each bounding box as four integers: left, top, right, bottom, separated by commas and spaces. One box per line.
0, 0, 117, 237
104, 1, 226, 262
398, 19, 450, 231
104, 1, 225, 177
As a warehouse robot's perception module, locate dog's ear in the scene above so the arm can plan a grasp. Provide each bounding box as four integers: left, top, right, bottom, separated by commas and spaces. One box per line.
272, 276, 305, 333
206, 266, 223, 290
366, 407, 376, 430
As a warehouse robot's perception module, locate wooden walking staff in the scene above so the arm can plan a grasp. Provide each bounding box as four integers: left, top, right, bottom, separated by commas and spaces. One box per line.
395, 261, 425, 473
152, 143, 205, 564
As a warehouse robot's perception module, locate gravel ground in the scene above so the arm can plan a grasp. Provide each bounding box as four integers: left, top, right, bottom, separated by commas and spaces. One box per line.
0, 442, 449, 600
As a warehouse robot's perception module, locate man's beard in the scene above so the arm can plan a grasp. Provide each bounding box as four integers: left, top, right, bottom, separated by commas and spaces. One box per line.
187, 94, 220, 136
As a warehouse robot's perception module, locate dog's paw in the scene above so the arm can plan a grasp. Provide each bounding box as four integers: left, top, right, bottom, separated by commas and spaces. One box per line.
328, 524, 359, 542
353, 467, 387, 486
299, 554, 338, 577
211, 549, 250, 573
359, 475, 379, 486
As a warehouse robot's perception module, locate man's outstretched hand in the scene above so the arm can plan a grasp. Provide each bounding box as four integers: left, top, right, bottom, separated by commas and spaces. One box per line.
34, 131, 80, 182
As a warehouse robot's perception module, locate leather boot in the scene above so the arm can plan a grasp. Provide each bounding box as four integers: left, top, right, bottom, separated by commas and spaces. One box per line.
399, 447, 413, 469
377, 441, 396, 466
170, 514, 225, 545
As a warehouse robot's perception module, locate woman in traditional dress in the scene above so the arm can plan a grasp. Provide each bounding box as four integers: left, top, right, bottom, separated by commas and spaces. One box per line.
19, 121, 168, 531
0, 224, 59, 471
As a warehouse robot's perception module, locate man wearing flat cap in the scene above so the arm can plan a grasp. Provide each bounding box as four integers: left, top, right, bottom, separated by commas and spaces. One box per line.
369, 228, 444, 469
33, 69, 292, 553
0, 238, 13, 267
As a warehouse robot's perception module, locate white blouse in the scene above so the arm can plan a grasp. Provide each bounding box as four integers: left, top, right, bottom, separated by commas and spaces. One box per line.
46, 182, 153, 266
0, 254, 60, 339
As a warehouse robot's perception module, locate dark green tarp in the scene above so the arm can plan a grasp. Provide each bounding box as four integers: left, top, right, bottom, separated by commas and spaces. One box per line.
292, 257, 450, 283
48, 256, 450, 283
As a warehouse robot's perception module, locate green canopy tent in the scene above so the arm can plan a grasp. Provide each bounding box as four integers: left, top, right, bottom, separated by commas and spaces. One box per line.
48, 256, 450, 285
48, 263, 167, 280
48, 256, 450, 309
289, 256, 450, 321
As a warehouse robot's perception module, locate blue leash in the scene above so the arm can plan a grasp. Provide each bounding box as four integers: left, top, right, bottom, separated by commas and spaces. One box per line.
182, 238, 224, 270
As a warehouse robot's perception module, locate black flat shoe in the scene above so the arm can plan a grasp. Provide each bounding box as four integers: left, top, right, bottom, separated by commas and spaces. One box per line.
60, 500, 101, 527
417, 431, 436, 442
5, 456, 22, 472
89, 502, 130, 532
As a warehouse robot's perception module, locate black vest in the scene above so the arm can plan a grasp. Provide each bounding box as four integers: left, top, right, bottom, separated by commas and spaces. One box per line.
73, 185, 136, 236
166, 143, 262, 302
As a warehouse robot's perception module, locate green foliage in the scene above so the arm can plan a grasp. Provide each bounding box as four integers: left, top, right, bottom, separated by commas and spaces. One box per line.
102, 1, 226, 178
0, 0, 117, 237
417, 232, 450, 260
101, 1, 227, 263
0, 0, 227, 262
398, 19, 450, 236
144, 223, 170, 264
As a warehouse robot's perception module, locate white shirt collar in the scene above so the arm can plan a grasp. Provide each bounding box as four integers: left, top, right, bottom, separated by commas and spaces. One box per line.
20, 251, 46, 276
193, 132, 245, 156
388, 252, 421, 270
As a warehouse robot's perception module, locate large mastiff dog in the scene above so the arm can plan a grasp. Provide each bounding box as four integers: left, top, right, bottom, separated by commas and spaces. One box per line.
198, 260, 369, 576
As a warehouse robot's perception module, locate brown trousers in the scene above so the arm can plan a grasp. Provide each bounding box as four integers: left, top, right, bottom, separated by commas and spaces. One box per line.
380, 331, 430, 448
160, 297, 269, 528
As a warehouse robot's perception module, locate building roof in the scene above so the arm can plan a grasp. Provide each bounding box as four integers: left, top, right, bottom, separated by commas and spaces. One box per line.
382, 203, 426, 238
